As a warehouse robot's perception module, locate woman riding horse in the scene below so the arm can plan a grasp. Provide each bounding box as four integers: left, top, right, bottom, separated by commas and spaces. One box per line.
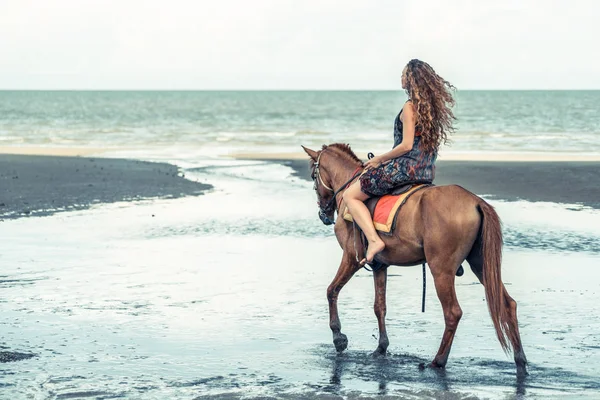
302, 59, 527, 375
343, 59, 455, 266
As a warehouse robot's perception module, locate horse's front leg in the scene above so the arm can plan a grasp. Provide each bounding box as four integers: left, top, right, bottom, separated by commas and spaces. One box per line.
327, 252, 361, 352
372, 266, 389, 357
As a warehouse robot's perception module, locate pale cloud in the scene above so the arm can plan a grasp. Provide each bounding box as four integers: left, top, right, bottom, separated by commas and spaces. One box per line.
0, 0, 597, 89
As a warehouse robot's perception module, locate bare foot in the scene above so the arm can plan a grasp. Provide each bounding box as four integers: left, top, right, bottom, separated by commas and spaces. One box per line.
360, 238, 385, 265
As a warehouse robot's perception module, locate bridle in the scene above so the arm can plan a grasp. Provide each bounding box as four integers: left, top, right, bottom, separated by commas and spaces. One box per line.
312, 150, 363, 225
312, 151, 334, 191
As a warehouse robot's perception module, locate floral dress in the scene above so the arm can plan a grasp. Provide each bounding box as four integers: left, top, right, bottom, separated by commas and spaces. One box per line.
359, 106, 437, 197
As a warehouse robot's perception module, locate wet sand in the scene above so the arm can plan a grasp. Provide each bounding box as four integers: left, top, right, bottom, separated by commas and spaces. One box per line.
265, 158, 600, 209
1, 158, 599, 398
0, 154, 212, 220
2, 216, 599, 399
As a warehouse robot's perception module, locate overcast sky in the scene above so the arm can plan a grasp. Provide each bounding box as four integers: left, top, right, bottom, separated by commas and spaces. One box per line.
0, 0, 598, 90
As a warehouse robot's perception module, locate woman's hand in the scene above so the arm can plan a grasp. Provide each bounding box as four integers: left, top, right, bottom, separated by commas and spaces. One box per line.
364, 155, 387, 170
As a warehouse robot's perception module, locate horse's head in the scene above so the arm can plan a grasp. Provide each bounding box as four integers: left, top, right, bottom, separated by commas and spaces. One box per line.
302, 145, 336, 225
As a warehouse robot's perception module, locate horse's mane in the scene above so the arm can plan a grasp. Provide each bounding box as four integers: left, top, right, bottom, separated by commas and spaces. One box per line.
324, 143, 363, 165
309, 143, 363, 178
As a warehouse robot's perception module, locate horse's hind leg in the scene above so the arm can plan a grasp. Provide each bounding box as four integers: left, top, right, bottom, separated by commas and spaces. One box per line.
502, 289, 528, 375
467, 253, 528, 375
328, 252, 361, 352
429, 265, 463, 368
372, 267, 389, 357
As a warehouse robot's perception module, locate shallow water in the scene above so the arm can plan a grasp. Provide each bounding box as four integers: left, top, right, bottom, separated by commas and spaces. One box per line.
1, 158, 600, 399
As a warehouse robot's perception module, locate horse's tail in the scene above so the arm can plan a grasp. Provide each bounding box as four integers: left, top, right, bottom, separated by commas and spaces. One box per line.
476, 201, 512, 354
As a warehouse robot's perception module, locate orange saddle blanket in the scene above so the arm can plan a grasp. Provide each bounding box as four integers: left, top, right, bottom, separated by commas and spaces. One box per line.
342, 183, 430, 234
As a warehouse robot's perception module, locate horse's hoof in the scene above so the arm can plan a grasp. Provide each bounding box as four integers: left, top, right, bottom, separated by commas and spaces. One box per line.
333, 334, 348, 352
429, 361, 446, 369
371, 348, 387, 358
419, 362, 444, 371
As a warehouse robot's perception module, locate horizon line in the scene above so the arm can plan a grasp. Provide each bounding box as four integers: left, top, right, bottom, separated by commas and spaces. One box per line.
1, 88, 600, 92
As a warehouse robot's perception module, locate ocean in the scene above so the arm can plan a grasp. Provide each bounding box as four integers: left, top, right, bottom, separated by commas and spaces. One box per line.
1, 91, 600, 399
1, 90, 600, 156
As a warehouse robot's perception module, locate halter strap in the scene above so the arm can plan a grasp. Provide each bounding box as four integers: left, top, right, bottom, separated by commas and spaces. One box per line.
314, 149, 363, 213
314, 151, 334, 192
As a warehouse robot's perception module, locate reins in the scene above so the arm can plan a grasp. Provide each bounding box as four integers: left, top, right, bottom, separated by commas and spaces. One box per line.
333, 166, 364, 210
312, 149, 428, 313
313, 150, 363, 213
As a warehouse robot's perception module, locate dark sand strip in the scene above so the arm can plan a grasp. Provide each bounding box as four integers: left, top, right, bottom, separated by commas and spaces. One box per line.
0, 350, 35, 363
0, 155, 211, 220
270, 159, 600, 209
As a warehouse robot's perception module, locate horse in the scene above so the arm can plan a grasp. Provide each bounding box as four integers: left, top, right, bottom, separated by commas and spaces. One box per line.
302, 143, 527, 376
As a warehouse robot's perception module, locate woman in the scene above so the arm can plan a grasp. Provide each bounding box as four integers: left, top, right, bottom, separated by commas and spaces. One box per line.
342, 59, 456, 266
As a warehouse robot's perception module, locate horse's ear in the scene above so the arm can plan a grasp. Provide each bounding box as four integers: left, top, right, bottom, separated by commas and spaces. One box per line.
301, 145, 318, 160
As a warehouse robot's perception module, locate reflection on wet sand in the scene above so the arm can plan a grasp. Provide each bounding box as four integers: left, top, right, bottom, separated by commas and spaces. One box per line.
318, 348, 600, 399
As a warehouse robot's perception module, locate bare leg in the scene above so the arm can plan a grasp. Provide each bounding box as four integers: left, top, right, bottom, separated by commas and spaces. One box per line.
328, 252, 362, 352
430, 270, 462, 368
372, 267, 389, 357
342, 182, 385, 265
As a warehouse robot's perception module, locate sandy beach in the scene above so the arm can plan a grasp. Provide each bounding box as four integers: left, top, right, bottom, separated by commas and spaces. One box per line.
0, 153, 212, 220
242, 157, 599, 209
1, 153, 599, 398
4, 147, 598, 222
230, 150, 600, 162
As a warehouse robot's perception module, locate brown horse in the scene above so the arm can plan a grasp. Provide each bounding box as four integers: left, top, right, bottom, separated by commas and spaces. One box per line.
302, 143, 527, 376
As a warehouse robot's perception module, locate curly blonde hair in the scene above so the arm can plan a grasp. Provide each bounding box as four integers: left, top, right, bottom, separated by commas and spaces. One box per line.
404, 59, 456, 153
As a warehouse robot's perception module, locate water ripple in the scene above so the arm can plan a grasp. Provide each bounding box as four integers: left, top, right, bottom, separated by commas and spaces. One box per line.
142, 218, 600, 254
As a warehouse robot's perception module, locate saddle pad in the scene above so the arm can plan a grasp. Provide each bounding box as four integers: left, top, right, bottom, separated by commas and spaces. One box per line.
342, 184, 429, 234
